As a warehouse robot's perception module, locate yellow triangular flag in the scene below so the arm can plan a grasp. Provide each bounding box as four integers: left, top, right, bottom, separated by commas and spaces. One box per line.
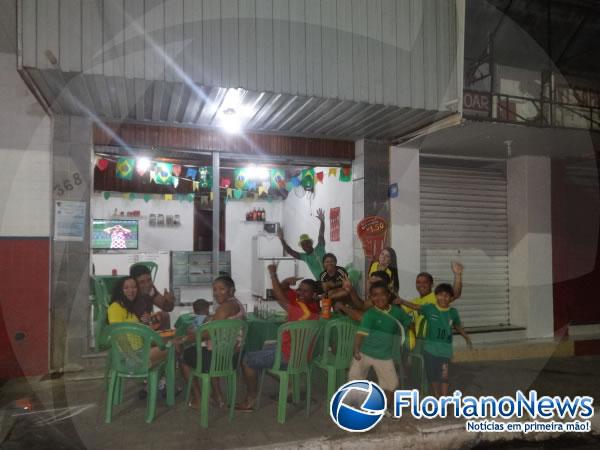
258, 185, 266, 196
227, 188, 233, 198
164, 194, 173, 201
328, 167, 337, 177
193, 181, 200, 192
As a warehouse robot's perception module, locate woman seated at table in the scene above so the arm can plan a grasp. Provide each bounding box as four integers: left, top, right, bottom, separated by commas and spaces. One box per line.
181, 276, 246, 409
107, 276, 168, 367
319, 253, 350, 302
236, 263, 319, 412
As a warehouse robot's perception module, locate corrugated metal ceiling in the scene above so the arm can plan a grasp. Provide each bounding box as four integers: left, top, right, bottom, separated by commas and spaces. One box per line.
23, 68, 451, 142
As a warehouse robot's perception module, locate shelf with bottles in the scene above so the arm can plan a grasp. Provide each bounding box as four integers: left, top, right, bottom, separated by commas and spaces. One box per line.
244, 208, 267, 222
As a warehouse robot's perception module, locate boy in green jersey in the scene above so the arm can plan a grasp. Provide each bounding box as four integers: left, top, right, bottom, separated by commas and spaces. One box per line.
400, 283, 472, 397
349, 281, 413, 409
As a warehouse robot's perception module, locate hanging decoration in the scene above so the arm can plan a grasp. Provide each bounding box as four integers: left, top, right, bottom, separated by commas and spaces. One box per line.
233, 189, 243, 200
192, 181, 200, 192
328, 167, 337, 177
290, 176, 301, 188
188, 193, 195, 203
97, 158, 110, 172
220, 177, 231, 189
226, 188, 233, 199
135, 159, 149, 177
164, 194, 173, 201
143, 193, 152, 203
198, 167, 213, 188
103, 191, 111, 200
270, 168, 286, 189
339, 166, 352, 182
258, 185, 267, 196
172, 176, 179, 188
154, 163, 173, 185
316, 171, 324, 184
301, 168, 315, 191
186, 167, 198, 180
172, 165, 182, 177
116, 158, 135, 180
234, 168, 247, 190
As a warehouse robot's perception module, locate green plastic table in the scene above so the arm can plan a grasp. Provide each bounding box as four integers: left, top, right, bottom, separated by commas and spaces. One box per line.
246, 313, 286, 352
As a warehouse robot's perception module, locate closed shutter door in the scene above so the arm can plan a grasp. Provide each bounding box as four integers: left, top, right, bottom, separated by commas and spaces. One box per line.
420, 157, 510, 328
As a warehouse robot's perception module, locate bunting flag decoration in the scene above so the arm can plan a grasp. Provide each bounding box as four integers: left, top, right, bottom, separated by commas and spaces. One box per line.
285, 181, 294, 191
186, 167, 198, 180
143, 193, 152, 203
301, 168, 315, 191
154, 163, 173, 185
172, 176, 179, 188
220, 177, 231, 189
258, 185, 267, 196
209, 192, 214, 202
188, 193, 195, 202
339, 166, 352, 182
316, 171, 324, 184
328, 167, 338, 177
233, 189, 243, 200
226, 188, 233, 199
172, 165, 182, 177
198, 167, 213, 188
192, 181, 200, 192
116, 157, 135, 180
270, 168, 286, 189
97, 158, 110, 172
123, 192, 131, 200
103, 191, 111, 200
290, 176, 301, 188
164, 194, 173, 201
149, 169, 156, 182
234, 168, 246, 190
129, 193, 136, 200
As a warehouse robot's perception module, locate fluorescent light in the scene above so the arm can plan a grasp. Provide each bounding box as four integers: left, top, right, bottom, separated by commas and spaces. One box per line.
220, 107, 241, 134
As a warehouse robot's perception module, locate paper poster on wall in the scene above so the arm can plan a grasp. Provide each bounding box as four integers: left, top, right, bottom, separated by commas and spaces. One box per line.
330, 207, 341, 242
357, 216, 388, 261
54, 201, 86, 241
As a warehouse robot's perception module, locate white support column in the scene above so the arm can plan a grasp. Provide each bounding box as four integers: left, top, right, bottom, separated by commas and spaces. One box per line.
508, 156, 554, 338
389, 147, 421, 300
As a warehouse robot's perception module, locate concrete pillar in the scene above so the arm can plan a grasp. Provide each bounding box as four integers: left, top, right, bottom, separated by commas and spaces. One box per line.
51, 115, 93, 371
389, 147, 421, 300
353, 140, 390, 294
508, 156, 554, 338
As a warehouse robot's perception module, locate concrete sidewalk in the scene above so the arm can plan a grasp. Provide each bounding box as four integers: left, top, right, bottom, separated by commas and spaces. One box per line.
1, 356, 600, 450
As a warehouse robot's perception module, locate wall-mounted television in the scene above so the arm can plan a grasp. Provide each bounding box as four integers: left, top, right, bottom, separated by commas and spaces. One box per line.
92, 219, 139, 250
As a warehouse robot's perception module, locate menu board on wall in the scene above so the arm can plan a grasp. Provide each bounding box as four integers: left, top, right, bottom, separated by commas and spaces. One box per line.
330, 207, 340, 242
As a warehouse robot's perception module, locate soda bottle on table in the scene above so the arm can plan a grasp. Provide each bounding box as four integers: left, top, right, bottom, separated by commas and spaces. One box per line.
320, 295, 332, 319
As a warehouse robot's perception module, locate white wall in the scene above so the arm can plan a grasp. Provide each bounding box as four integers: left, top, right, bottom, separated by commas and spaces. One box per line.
0, 52, 51, 236
225, 199, 284, 299
281, 167, 354, 279
389, 147, 421, 300
508, 156, 554, 338
91, 193, 194, 252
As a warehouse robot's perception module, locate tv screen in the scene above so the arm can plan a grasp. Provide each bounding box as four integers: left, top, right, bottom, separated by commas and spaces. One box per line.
92, 219, 139, 250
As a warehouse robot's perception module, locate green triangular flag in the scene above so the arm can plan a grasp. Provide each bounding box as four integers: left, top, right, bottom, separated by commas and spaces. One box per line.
103, 191, 111, 200
143, 194, 152, 203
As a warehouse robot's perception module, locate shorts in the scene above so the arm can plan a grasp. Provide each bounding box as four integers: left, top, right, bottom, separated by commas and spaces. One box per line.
243, 343, 287, 370
348, 353, 398, 391
183, 346, 239, 372
423, 351, 450, 383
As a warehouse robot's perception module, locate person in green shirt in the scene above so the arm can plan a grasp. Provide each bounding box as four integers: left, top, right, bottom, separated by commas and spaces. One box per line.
348, 281, 413, 411
277, 208, 327, 279
400, 283, 472, 398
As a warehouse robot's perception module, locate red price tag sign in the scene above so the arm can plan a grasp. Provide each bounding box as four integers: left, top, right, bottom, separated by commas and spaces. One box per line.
357, 216, 388, 260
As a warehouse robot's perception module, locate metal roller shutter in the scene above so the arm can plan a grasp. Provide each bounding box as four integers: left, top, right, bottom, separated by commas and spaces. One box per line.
420, 156, 510, 328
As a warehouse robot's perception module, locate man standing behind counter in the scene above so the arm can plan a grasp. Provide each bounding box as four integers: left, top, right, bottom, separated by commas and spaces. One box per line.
130, 264, 175, 330
276, 208, 327, 279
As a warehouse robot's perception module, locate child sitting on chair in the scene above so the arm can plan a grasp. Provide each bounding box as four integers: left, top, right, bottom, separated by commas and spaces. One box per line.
192, 298, 212, 327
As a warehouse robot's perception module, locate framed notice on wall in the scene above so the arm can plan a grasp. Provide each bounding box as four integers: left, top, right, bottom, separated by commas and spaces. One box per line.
330, 207, 340, 242
54, 200, 86, 241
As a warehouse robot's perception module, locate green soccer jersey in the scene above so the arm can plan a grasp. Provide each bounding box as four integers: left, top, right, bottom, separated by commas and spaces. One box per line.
420, 303, 462, 359
357, 304, 413, 360
298, 242, 326, 279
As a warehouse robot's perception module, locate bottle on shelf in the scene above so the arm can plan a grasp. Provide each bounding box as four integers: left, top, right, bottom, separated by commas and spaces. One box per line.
252, 208, 258, 221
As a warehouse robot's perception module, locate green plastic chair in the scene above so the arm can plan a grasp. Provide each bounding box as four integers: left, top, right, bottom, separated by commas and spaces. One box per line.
174, 313, 197, 337
130, 261, 158, 281
104, 323, 176, 424
408, 318, 428, 395
313, 318, 357, 407
92, 277, 111, 352
256, 320, 322, 424
391, 323, 407, 389
184, 319, 248, 428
